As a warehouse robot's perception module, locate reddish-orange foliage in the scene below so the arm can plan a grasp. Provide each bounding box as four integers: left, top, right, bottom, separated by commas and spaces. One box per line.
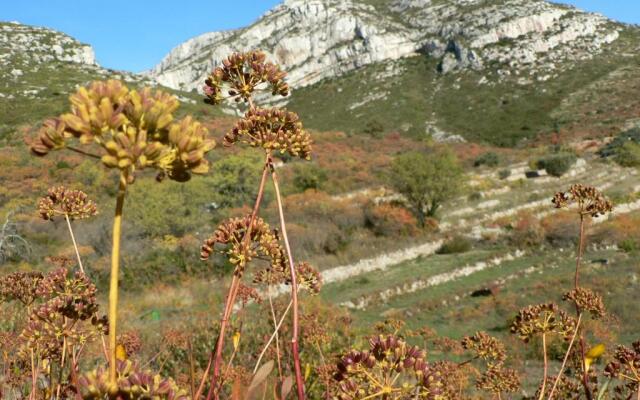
365, 203, 418, 237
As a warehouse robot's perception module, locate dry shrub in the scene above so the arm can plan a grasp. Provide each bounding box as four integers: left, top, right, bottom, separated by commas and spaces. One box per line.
364, 203, 419, 236
509, 212, 545, 248
540, 210, 578, 247
590, 213, 640, 248
274, 190, 365, 257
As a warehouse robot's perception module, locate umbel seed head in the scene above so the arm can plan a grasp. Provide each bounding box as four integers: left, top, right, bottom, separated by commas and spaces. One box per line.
225, 107, 312, 160
203, 50, 289, 105
30, 80, 216, 183
552, 184, 613, 217
38, 186, 98, 221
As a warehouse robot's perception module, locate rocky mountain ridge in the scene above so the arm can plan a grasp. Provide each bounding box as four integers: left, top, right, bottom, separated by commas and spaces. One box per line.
147, 0, 623, 94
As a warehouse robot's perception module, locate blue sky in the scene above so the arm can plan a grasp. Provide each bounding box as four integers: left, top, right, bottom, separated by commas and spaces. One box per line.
1, 1, 638, 73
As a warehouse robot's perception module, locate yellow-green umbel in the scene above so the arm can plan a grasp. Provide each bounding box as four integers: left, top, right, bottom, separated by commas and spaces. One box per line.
30, 79, 216, 387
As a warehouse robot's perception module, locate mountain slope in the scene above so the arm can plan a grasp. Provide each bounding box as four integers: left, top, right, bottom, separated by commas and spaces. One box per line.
0, 22, 208, 143
147, 0, 640, 146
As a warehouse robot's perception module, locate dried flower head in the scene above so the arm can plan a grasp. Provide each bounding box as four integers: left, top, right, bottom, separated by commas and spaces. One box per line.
552, 184, 613, 218
535, 375, 581, 400
0, 271, 43, 306
46, 255, 75, 269
235, 283, 262, 306
118, 331, 143, 358
563, 287, 606, 319
432, 336, 465, 356
511, 303, 576, 342
301, 314, 329, 345
461, 331, 507, 366
333, 335, 445, 399
374, 318, 406, 335
253, 261, 322, 295
225, 107, 311, 159
78, 360, 188, 400
203, 50, 289, 105
475, 365, 520, 395
31, 80, 215, 182
200, 215, 285, 276
36, 267, 100, 320
38, 186, 97, 221
605, 340, 640, 387
19, 268, 107, 359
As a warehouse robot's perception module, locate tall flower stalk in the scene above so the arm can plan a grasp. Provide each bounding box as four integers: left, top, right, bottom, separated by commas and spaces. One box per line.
545, 184, 612, 399
31, 80, 215, 386
201, 50, 313, 399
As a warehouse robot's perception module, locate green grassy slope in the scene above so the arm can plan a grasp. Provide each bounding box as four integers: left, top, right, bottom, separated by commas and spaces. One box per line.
287, 27, 640, 147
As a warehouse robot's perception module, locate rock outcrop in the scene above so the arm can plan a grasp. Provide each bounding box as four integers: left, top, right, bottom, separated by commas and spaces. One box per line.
147, 0, 622, 94
0, 21, 96, 69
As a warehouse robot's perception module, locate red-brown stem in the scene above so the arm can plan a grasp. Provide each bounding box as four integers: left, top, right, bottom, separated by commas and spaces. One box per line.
574, 214, 586, 289
579, 337, 594, 400
573, 214, 593, 400
271, 167, 305, 400
188, 339, 196, 400
194, 351, 214, 400
547, 313, 582, 399
207, 158, 270, 400
538, 333, 548, 400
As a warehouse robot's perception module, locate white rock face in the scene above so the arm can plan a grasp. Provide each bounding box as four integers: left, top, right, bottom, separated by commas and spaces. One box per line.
0, 22, 97, 68
148, 0, 622, 94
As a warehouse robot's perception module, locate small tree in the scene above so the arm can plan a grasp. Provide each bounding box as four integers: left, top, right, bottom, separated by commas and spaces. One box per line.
388, 149, 464, 225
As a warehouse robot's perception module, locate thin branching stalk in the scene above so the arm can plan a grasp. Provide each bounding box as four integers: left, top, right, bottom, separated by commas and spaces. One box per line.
574, 214, 586, 289
253, 300, 293, 374
268, 283, 284, 380
547, 313, 583, 399
62, 215, 111, 367
64, 214, 84, 273
208, 159, 270, 400
30, 348, 37, 400
538, 333, 548, 400
194, 352, 214, 400
270, 167, 305, 399
574, 214, 593, 400
188, 338, 196, 399
108, 172, 128, 385
65, 146, 102, 160
580, 337, 594, 400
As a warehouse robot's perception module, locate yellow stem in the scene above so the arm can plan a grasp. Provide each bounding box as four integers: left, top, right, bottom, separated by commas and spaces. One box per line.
108, 172, 128, 386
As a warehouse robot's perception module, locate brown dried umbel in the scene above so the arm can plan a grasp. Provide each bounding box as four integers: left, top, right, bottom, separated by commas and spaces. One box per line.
235, 283, 262, 306
118, 331, 143, 358
225, 107, 312, 160
36, 267, 100, 320
19, 268, 107, 359
605, 340, 640, 390
333, 334, 445, 399
563, 287, 606, 319
432, 361, 469, 400
475, 365, 520, 396
203, 50, 289, 105
31, 80, 215, 182
78, 360, 189, 400
374, 318, 406, 335
535, 375, 581, 400
0, 271, 43, 306
301, 314, 329, 346
461, 331, 507, 366
511, 303, 576, 343
200, 215, 285, 276
552, 184, 613, 218
253, 261, 322, 296
38, 186, 98, 221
